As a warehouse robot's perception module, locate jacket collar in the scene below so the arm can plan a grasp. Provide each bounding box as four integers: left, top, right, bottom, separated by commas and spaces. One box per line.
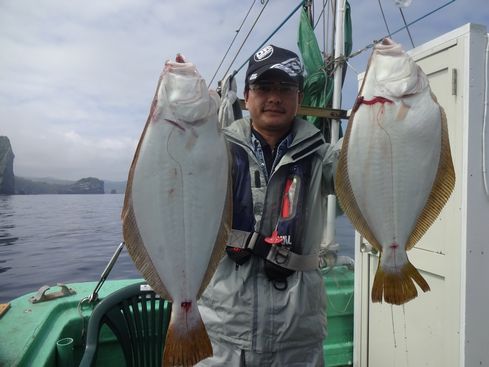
224, 116, 324, 156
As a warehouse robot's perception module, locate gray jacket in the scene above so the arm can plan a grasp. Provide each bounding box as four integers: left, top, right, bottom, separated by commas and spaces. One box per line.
198, 116, 341, 352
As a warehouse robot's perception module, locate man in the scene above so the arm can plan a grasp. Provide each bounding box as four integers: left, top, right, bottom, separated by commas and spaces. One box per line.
197, 45, 341, 366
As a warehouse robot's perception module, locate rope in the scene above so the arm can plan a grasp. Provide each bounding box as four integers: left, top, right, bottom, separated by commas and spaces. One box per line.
222, 0, 271, 79
209, 0, 258, 87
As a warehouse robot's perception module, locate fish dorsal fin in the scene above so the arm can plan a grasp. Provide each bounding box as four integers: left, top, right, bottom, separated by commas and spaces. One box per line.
405, 104, 455, 249
335, 107, 383, 253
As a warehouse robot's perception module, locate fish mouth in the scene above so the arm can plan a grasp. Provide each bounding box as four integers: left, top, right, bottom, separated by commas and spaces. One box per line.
375, 37, 402, 55
380, 37, 395, 46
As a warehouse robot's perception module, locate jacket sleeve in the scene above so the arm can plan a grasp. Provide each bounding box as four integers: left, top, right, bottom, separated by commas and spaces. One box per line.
321, 138, 343, 192
321, 137, 343, 214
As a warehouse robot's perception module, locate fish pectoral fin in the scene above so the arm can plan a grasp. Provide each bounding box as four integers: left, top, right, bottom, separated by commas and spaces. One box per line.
395, 100, 411, 121
371, 258, 430, 305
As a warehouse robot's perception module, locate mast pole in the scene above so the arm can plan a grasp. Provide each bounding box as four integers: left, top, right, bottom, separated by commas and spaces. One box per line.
323, 0, 346, 248
331, 0, 345, 145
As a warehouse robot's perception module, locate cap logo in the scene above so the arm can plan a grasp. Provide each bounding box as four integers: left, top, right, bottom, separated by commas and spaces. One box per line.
271, 57, 303, 77
254, 45, 274, 62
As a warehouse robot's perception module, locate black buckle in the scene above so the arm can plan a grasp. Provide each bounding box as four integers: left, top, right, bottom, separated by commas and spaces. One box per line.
269, 245, 290, 266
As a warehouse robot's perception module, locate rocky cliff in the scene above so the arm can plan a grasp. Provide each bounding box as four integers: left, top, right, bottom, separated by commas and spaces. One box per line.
0, 137, 15, 195
15, 177, 104, 195
59, 177, 104, 194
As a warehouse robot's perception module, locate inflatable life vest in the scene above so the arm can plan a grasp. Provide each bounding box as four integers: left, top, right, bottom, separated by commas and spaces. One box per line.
226, 156, 318, 289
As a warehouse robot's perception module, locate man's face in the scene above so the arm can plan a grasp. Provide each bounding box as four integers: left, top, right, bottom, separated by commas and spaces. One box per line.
244, 72, 302, 136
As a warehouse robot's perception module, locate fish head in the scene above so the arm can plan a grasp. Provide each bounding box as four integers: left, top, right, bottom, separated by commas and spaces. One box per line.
371, 38, 428, 99
159, 58, 219, 124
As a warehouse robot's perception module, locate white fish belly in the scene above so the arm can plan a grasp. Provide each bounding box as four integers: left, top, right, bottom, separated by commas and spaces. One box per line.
347, 92, 441, 248
131, 118, 228, 303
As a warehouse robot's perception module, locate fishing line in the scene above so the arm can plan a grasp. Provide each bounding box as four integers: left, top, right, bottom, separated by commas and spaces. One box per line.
209, 0, 258, 87
377, 0, 392, 37
345, 0, 456, 63
344, 58, 359, 75
402, 304, 410, 367
399, 8, 415, 48
222, 0, 271, 79
388, 0, 455, 39
390, 304, 398, 348
313, 0, 330, 30
233, 0, 306, 76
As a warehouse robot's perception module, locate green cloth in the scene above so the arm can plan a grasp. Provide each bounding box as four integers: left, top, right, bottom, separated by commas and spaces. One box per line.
297, 3, 352, 140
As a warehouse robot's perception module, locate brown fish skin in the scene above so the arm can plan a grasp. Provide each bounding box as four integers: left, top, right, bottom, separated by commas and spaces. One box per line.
122, 56, 232, 366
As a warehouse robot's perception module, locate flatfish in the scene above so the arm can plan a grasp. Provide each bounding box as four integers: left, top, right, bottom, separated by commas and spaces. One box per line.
122, 55, 232, 366
336, 38, 455, 305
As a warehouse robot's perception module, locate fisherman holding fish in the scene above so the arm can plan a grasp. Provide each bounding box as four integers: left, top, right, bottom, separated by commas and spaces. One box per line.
196, 45, 342, 367
124, 36, 454, 366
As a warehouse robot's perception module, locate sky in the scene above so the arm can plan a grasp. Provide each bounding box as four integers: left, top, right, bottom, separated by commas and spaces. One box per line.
1, 0, 488, 182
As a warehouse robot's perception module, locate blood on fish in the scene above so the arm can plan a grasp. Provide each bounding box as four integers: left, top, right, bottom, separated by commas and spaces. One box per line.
352, 96, 393, 113
175, 54, 185, 63
181, 301, 192, 312
361, 96, 394, 105
390, 243, 399, 249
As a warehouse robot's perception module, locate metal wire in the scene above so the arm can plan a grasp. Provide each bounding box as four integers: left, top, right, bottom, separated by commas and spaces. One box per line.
389, 0, 455, 39
377, 0, 392, 37
233, 0, 306, 76
399, 7, 415, 48
342, 0, 456, 65
222, 0, 271, 79
313, 0, 329, 30
209, 0, 258, 87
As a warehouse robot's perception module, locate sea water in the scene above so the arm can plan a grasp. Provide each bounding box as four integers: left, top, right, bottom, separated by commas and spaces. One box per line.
0, 194, 355, 303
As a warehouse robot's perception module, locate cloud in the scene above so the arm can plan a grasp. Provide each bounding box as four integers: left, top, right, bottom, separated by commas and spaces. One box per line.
0, 0, 488, 181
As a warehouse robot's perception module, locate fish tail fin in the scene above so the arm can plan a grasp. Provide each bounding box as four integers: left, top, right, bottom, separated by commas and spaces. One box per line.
371, 260, 430, 305
163, 305, 212, 367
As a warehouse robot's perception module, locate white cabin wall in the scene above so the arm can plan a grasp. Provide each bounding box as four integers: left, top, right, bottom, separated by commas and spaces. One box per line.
462, 25, 489, 367
353, 23, 489, 367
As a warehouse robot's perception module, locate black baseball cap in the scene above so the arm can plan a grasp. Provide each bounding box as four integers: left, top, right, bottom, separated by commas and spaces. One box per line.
245, 45, 304, 89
